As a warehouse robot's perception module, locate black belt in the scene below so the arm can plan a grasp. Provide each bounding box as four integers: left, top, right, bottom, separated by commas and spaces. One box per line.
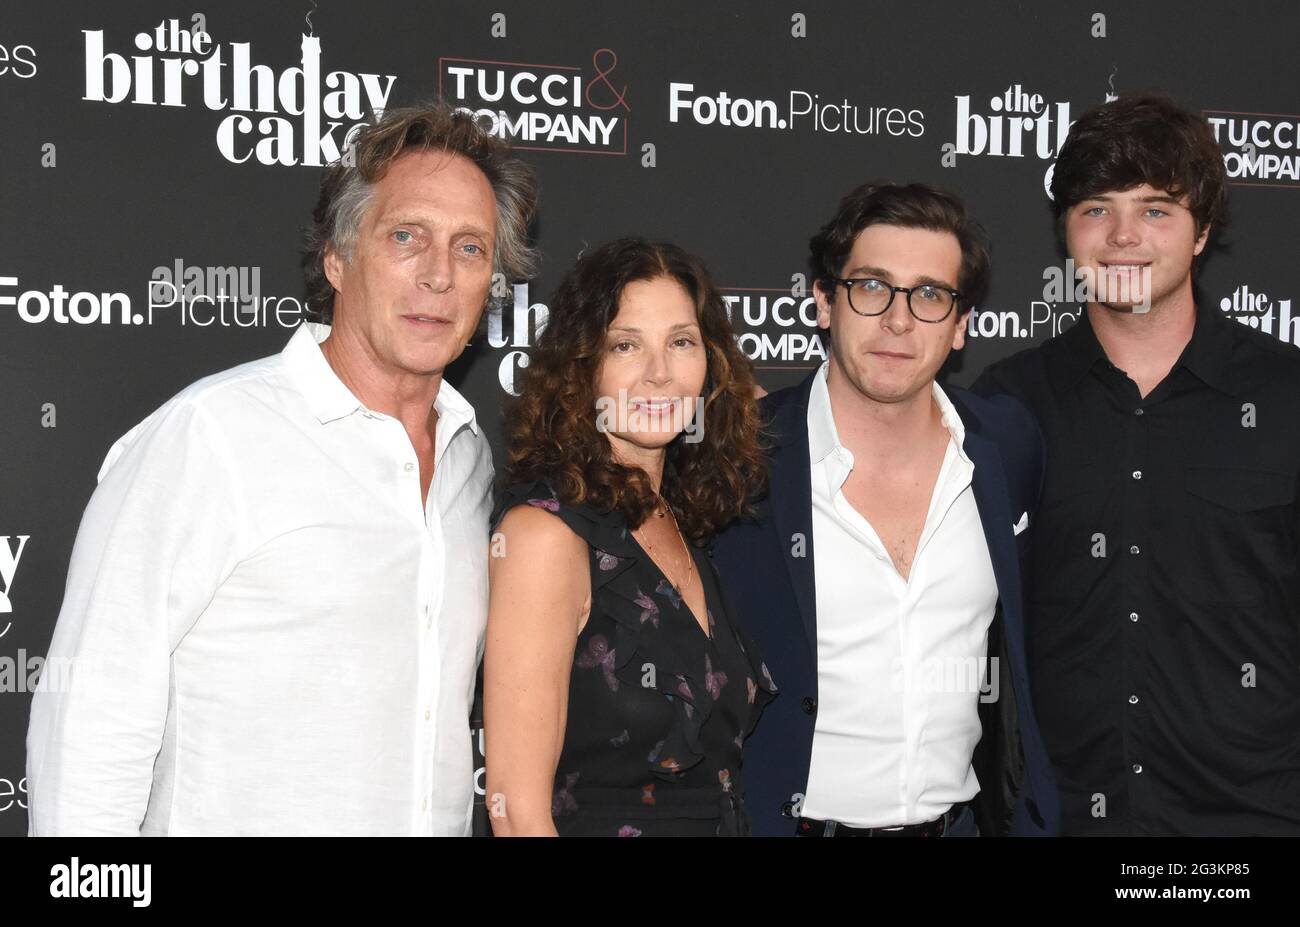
558, 785, 751, 836
795, 802, 969, 837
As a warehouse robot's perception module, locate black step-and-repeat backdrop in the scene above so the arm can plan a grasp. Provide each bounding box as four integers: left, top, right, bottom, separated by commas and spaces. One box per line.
2, 1, 1297, 835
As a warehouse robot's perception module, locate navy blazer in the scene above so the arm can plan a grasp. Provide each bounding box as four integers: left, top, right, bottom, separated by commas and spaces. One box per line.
711, 371, 1060, 836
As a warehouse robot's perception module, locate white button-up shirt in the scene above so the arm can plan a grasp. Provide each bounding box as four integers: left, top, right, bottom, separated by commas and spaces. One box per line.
800, 361, 998, 828
26, 323, 493, 835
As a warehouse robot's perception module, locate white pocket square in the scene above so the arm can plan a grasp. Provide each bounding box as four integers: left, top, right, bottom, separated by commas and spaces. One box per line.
1013, 511, 1029, 535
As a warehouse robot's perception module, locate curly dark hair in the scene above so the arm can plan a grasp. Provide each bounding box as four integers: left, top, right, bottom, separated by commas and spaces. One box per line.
505, 238, 767, 542
1050, 93, 1228, 259
302, 101, 539, 322
809, 182, 991, 312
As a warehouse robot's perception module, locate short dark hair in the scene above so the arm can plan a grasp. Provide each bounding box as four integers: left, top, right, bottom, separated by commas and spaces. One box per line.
303, 101, 539, 323
809, 182, 991, 312
1050, 93, 1228, 249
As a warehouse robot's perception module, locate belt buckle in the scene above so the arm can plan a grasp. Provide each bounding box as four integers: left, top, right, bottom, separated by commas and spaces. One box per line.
795, 816, 847, 837
799, 808, 958, 837
880, 805, 956, 837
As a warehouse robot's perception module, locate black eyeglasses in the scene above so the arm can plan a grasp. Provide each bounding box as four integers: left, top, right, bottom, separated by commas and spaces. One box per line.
832, 277, 963, 323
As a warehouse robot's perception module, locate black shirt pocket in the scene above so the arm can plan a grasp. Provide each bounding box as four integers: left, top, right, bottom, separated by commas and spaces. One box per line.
1178, 466, 1296, 607
1184, 466, 1295, 512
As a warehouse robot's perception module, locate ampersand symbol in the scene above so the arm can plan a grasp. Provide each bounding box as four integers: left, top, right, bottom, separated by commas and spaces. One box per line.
585, 48, 629, 112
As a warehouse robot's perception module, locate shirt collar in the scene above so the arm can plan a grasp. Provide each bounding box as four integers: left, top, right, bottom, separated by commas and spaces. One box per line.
432, 374, 480, 438
807, 359, 969, 465
283, 323, 364, 424
1177, 299, 1239, 397
807, 361, 840, 465
1047, 301, 1239, 397
283, 322, 480, 434
1046, 309, 1108, 392
931, 380, 971, 465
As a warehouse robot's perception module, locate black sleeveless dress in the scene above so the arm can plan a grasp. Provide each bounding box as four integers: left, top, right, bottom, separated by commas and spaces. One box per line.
493, 479, 778, 836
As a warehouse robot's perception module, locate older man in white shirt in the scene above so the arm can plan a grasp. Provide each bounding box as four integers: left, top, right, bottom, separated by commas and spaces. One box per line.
25, 103, 538, 836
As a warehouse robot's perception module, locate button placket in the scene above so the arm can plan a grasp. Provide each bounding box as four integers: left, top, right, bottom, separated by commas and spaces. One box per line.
1117, 389, 1150, 825
417, 489, 447, 817
399, 427, 442, 826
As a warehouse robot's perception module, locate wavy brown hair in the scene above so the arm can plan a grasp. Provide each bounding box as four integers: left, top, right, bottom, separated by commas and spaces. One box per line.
505, 237, 766, 542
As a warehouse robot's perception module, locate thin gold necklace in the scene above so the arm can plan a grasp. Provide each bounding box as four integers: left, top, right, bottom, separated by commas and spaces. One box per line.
634, 497, 695, 591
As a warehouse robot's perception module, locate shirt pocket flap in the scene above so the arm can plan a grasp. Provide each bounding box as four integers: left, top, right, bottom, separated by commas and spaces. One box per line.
1184, 467, 1295, 512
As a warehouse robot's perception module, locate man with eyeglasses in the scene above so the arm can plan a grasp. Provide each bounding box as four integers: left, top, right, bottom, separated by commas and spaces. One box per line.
713, 182, 1059, 836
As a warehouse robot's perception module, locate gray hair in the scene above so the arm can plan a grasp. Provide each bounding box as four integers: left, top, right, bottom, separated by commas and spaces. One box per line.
304, 102, 539, 322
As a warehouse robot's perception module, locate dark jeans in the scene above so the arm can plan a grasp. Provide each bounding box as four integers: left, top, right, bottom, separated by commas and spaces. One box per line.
943, 803, 980, 837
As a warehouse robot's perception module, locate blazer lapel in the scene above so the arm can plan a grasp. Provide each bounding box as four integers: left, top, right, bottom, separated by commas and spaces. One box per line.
954, 411, 1025, 638
764, 373, 819, 656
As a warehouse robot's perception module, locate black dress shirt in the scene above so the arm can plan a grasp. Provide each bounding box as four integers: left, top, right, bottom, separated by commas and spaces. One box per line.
973, 300, 1300, 835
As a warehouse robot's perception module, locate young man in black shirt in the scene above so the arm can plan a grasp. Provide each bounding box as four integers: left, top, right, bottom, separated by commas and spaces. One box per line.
974, 94, 1300, 835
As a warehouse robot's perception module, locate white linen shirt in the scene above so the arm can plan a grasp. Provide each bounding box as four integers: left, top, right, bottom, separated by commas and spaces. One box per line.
800, 361, 998, 828
26, 322, 493, 836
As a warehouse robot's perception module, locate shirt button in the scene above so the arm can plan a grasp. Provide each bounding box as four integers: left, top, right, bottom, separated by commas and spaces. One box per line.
421, 797, 428, 811
1130, 545, 1140, 555
1129, 611, 1140, 622
1134, 408, 1144, 416
1132, 764, 1143, 774
403, 462, 415, 472
1132, 470, 1142, 480
424, 708, 431, 720
1129, 694, 1139, 704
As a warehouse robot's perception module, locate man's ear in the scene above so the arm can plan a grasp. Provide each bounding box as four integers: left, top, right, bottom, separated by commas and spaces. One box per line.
1193, 222, 1212, 257
323, 246, 345, 294
951, 308, 971, 351
813, 280, 833, 330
